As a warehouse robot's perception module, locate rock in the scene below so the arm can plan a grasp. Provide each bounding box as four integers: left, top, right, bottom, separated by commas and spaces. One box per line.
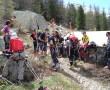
59, 58, 110, 90
12, 10, 48, 32
2, 59, 34, 83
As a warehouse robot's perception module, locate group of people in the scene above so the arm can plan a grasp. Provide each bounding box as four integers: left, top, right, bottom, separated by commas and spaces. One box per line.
30, 28, 110, 70
30, 30, 48, 56
1, 16, 110, 85
30, 29, 91, 70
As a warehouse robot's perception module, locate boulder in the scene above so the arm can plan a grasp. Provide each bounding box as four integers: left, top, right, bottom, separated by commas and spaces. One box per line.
12, 10, 48, 32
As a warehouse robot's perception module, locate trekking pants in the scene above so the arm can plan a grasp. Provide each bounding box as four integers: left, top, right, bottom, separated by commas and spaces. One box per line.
67, 46, 79, 66
33, 40, 37, 52
50, 47, 59, 68
4, 35, 10, 49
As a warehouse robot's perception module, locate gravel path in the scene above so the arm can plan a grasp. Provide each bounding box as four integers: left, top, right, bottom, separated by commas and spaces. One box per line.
59, 58, 110, 90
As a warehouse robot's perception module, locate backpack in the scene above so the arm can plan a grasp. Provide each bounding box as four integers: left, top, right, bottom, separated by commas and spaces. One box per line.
10, 38, 24, 52
39, 32, 46, 40
49, 36, 55, 46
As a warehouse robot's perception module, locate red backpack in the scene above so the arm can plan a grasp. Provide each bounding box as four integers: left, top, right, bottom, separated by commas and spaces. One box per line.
10, 38, 24, 52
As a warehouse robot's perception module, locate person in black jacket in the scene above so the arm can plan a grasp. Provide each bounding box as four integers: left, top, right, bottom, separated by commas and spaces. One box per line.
39, 32, 48, 56
30, 30, 37, 53
49, 31, 60, 71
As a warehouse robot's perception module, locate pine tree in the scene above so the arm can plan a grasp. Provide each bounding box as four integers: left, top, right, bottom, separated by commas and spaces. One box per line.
100, 9, 108, 30
3, 0, 14, 20
48, 0, 58, 21
0, 0, 14, 25
77, 5, 86, 30
14, 0, 33, 10
32, 0, 42, 13
108, 9, 110, 30
66, 3, 76, 29
0, 0, 4, 24
85, 5, 95, 30
48, 0, 64, 24
94, 6, 101, 31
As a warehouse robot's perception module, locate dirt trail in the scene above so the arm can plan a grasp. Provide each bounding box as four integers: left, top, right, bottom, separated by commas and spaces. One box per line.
59, 58, 110, 90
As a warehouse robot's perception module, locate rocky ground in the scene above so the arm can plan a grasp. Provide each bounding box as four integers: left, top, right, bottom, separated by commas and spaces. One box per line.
0, 30, 110, 90
59, 57, 110, 90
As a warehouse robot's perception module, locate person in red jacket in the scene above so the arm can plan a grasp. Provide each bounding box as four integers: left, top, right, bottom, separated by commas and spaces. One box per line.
67, 34, 79, 68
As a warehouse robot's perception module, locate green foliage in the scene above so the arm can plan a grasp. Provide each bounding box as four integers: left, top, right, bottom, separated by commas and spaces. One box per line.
77, 5, 86, 30
0, 0, 14, 24
100, 10, 108, 30
0, 73, 81, 90
107, 16, 110, 30
94, 7, 101, 31
66, 3, 76, 29
3, 0, 108, 31
32, 0, 41, 14
86, 5, 95, 30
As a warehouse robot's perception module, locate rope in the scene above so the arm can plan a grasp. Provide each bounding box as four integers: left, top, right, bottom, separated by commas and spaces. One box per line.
0, 75, 14, 85
25, 60, 40, 81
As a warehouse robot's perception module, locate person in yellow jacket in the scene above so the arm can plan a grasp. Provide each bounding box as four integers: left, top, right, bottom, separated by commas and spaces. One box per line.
82, 31, 89, 46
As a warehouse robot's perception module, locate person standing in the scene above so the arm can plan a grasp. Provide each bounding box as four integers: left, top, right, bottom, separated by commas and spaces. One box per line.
49, 31, 60, 71
30, 30, 37, 54
67, 34, 79, 68
104, 32, 110, 69
1, 20, 11, 49
39, 32, 48, 56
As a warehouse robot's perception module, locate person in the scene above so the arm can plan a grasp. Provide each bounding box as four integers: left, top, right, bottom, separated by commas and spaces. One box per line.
104, 32, 110, 69
30, 30, 37, 54
58, 36, 64, 57
49, 31, 60, 71
0, 30, 4, 51
82, 31, 89, 47
1, 20, 11, 49
80, 31, 89, 61
67, 34, 79, 68
39, 32, 48, 56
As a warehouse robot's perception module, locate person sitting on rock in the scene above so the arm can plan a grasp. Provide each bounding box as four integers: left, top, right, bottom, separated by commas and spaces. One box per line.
82, 31, 89, 49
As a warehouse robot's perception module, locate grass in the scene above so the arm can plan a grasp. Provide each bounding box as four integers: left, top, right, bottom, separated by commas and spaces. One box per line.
0, 73, 81, 90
